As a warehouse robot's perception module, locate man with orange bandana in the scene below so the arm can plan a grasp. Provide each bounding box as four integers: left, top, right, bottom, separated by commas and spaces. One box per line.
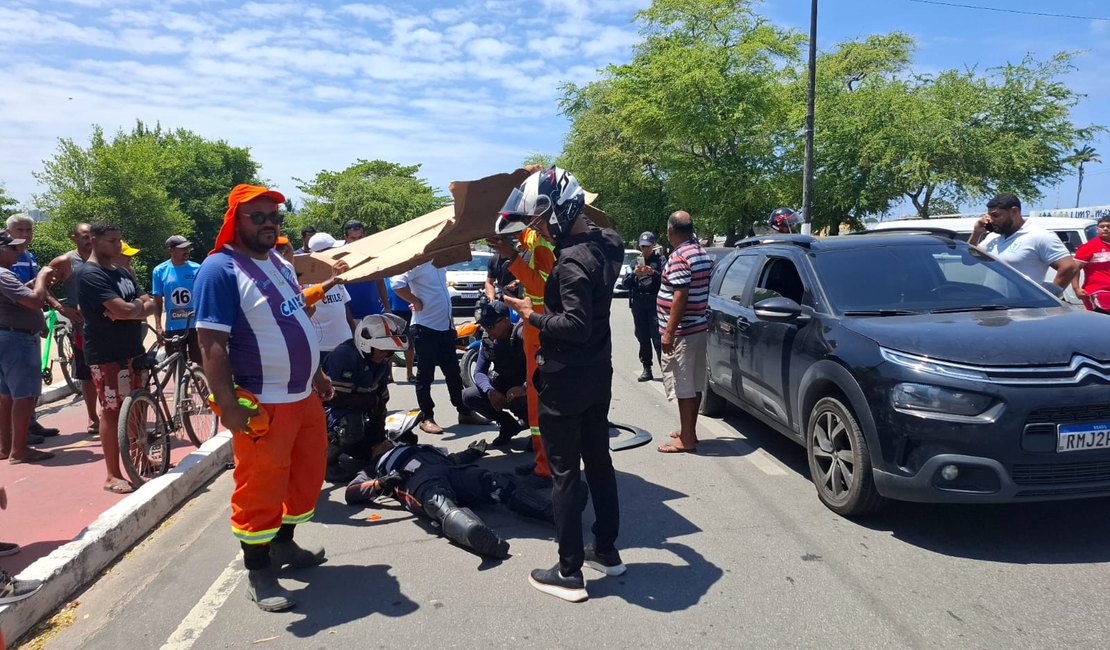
488, 222, 554, 479
194, 184, 335, 613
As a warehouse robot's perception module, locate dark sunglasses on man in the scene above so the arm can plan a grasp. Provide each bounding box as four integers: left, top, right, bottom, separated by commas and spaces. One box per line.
245, 211, 284, 226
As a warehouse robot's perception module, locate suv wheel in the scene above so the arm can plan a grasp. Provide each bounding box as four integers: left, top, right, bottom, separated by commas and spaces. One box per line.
806, 397, 885, 517
699, 367, 725, 417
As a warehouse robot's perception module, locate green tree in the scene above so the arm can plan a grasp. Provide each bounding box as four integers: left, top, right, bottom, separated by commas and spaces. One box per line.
889, 53, 1097, 217
1067, 145, 1100, 207
562, 0, 803, 244
293, 159, 449, 237
0, 182, 19, 219
33, 122, 258, 273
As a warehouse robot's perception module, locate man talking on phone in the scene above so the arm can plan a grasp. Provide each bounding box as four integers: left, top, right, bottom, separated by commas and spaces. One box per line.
969, 192, 1079, 289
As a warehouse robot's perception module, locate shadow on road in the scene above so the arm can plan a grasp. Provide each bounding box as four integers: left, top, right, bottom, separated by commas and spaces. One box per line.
585, 470, 723, 611
284, 563, 418, 637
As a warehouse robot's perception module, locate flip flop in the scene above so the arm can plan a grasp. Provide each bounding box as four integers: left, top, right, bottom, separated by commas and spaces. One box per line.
657, 443, 696, 454
9, 449, 55, 464
104, 480, 135, 495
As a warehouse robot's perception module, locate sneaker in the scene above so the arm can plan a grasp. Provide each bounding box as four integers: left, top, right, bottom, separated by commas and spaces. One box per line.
529, 564, 588, 602
29, 423, 59, 438
0, 569, 42, 605
637, 366, 653, 382
584, 544, 627, 576
0, 542, 20, 557
25, 433, 44, 446
419, 419, 444, 435
457, 411, 490, 426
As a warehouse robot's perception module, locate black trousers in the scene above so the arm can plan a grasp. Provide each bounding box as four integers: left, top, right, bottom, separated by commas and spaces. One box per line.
405, 464, 499, 515
461, 386, 528, 427
537, 365, 619, 575
631, 303, 661, 368
412, 324, 464, 421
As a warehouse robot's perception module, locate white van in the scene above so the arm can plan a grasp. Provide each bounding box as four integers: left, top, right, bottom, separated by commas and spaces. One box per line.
870, 216, 1097, 304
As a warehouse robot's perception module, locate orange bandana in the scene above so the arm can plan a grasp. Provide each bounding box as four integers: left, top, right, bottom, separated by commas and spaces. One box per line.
209, 184, 287, 256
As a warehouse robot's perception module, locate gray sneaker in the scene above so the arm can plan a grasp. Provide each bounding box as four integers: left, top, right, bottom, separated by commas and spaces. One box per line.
584, 544, 627, 576
0, 569, 42, 605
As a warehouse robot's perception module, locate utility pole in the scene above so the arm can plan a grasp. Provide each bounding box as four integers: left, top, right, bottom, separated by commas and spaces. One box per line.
800, 0, 818, 236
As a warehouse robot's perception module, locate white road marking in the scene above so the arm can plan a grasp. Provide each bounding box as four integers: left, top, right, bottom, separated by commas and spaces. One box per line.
161, 557, 244, 649
647, 377, 790, 476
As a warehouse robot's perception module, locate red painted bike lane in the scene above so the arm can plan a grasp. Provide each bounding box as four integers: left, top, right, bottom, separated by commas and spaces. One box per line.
1, 395, 198, 576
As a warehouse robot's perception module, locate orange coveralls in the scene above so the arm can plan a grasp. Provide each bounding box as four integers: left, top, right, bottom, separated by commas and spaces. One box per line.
508, 228, 555, 478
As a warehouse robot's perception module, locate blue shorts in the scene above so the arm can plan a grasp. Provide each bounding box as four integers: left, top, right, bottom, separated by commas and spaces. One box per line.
0, 330, 42, 400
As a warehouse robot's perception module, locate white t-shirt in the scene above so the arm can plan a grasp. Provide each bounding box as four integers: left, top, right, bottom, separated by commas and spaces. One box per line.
982, 222, 1069, 284
310, 284, 352, 352
390, 262, 452, 331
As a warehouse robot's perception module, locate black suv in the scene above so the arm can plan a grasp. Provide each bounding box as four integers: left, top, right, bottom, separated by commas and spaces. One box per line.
703, 232, 1110, 516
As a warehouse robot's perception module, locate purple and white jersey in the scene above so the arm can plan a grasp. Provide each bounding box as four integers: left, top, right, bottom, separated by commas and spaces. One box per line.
194, 247, 319, 404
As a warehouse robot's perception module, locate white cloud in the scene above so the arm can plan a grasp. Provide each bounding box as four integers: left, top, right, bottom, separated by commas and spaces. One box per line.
468, 37, 511, 60
339, 3, 392, 23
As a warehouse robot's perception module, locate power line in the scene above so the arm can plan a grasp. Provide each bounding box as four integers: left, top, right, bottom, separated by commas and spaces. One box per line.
908, 0, 1110, 22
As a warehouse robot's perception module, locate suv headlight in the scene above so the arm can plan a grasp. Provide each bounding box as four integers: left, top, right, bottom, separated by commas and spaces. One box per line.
880, 347, 988, 381
890, 382, 994, 417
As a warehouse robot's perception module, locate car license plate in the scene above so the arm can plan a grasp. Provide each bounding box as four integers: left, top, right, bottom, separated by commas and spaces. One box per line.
460, 292, 479, 299
1057, 422, 1110, 452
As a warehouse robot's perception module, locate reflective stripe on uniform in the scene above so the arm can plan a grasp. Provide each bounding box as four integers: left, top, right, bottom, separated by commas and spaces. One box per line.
233, 526, 280, 545
281, 508, 315, 525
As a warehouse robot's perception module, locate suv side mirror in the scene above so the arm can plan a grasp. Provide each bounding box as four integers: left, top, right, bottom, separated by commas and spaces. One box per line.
754, 296, 808, 323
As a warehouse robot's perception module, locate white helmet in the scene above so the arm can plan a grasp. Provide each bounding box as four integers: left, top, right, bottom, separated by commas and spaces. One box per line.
354, 313, 409, 353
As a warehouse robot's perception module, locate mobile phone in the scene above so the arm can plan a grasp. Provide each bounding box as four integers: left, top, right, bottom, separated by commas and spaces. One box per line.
984, 222, 995, 233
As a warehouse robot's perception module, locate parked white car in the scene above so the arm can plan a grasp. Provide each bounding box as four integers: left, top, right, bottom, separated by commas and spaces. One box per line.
869, 216, 1097, 304
614, 249, 641, 296
445, 251, 493, 313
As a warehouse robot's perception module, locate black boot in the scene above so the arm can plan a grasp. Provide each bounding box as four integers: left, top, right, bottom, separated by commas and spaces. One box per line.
270, 524, 326, 568
246, 565, 295, 612
637, 365, 653, 382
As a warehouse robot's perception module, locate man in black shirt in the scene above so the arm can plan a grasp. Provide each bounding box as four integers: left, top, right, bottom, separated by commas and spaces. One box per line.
78, 223, 157, 494
484, 252, 518, 301
501, 166, 626, 602
621, 231, 664, 381
460, 301, 528, 446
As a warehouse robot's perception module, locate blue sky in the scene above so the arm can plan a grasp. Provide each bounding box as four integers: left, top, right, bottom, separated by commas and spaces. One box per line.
2, 0, 1108, 218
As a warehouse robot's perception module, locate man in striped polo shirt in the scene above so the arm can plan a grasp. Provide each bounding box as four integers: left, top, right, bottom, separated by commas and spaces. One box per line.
195, 184, 336, 613
656, 211, 713, 454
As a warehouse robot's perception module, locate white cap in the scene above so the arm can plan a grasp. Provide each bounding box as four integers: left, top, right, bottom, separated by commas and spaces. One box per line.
308, 232, 342, 252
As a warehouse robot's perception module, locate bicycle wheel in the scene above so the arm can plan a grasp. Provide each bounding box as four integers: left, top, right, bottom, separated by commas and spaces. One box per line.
56, 327, 80, 394
180, 366, 218, 446
118, 391, 171, 486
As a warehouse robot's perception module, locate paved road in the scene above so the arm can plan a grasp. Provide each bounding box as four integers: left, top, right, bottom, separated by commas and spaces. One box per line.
40, 308, 1110, 649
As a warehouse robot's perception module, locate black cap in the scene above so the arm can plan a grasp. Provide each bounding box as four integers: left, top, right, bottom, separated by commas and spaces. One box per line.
478, 300, 511, 328
0, 230, 27, 248
343, 220, 365, 231
165, 235, 192, 249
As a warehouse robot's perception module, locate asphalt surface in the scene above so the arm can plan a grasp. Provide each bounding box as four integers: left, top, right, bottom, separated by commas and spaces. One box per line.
38, 307, 1110, 649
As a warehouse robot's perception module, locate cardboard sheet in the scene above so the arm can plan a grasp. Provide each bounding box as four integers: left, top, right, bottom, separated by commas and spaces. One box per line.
294, 168, 609, 285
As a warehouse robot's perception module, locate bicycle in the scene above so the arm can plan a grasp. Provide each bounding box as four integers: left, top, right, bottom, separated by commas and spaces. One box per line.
41, 313, 81, 395
117, 329, 218, 486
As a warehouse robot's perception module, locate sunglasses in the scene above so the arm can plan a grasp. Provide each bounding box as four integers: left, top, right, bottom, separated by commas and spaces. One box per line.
245, 211, 284, 226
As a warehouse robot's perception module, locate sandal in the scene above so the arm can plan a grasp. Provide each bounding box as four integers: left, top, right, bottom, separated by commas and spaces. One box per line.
9, 449, 55, 464
88, 423, 100, 437
657, 443, 696, 454
104, 479, 135, 495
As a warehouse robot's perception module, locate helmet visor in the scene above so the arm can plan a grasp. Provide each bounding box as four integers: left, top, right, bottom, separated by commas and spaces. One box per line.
498, 187, 551, 221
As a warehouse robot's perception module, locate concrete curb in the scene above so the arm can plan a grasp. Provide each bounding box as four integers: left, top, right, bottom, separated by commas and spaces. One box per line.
0, 432, 233, 643
38, 383, 75, 406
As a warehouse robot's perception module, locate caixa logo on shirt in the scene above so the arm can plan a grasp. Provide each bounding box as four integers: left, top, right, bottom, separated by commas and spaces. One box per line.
279, 292, 306, 317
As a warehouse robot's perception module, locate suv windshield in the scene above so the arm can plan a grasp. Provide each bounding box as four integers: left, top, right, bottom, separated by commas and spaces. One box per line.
811, 241, 1061, 314
448, 255, 492, 272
